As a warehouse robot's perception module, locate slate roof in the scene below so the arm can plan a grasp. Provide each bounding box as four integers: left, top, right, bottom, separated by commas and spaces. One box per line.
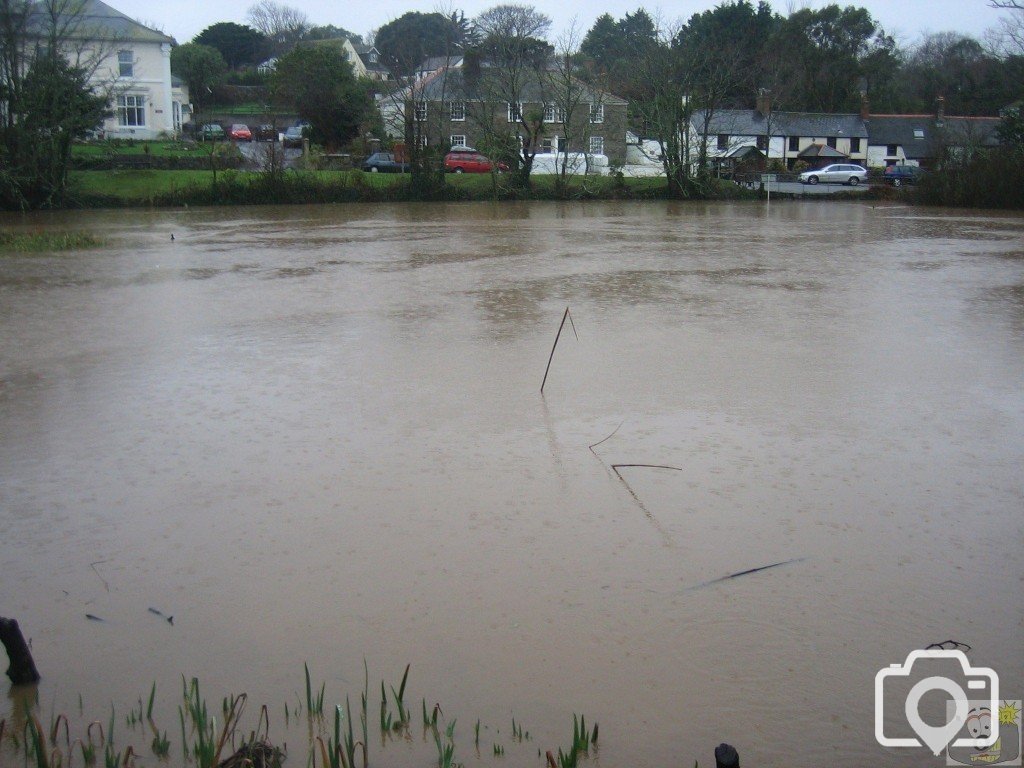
866, 115, 1001, 159
32, 0, 176, 44
697, 109, 868, 138
407, 67, 626, 106
798, 143, 847, 159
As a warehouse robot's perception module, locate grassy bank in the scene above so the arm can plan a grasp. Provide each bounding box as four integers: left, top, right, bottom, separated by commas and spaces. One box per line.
66, 169, 750, 208
0, 230, 103, 251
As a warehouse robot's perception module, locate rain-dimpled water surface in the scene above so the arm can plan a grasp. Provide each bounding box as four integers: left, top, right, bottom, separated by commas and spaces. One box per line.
1, 201, 1022, 768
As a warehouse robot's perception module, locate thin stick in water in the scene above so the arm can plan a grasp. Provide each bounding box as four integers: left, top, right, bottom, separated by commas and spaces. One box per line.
686, 558, 806, 591
589, 421, 624, 453
540, 307, 576, 394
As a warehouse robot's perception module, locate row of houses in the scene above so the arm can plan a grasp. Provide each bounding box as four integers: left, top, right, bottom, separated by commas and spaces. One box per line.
32, 1, 1006, 170
699, 93, 1002, 173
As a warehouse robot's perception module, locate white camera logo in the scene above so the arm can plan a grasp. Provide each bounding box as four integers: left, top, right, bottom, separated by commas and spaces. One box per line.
875, 650, 1000, 756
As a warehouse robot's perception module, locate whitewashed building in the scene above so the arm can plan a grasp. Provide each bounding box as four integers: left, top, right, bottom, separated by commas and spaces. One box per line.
61, 0, 189, 138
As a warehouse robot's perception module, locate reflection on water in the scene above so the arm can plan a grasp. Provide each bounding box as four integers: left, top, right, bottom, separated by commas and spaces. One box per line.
1, 201, 1022, 768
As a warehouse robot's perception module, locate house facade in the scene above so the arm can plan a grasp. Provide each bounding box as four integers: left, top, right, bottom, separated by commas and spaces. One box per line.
694, 108, 870, 170
691, 97, 1002, 172
386, 66, 629, 166
865, 105, 1001, 167
66, 0, 189, 138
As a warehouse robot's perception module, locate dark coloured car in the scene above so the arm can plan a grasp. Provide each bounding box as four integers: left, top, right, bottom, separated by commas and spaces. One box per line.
444, 148, 507, 173
360, 152, 409, 173
252, 124, 277, 142
282, 126, 306, 148
883, 164, 922, 187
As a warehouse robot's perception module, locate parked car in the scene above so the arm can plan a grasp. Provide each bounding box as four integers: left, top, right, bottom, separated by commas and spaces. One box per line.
199, 123, 225, 141
883, 164, 922, 187
360, 152, 409, 173
229, 124, 252, 141
252, 124, 277, 142
282, 126, 307, 148
444, 148, 507, 173
799, 163, 868, 186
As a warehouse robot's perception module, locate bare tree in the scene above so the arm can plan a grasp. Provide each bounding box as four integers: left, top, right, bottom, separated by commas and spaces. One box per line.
470, 4, 553, 187
546, 19, 590, 188
247, 0, 309, 55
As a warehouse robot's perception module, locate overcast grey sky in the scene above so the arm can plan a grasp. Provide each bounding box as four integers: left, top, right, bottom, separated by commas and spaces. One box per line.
112, 0, 1011, 48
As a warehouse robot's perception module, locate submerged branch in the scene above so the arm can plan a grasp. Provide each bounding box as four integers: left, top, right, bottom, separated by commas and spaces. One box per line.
540, 306, 576, 394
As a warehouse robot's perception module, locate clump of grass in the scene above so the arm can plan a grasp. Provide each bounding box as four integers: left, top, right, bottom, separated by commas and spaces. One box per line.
179, 677, 245, 768
493, 743, 505, 756
150, 729, 171, 757
0, 230, 103, 252
549, 714, 598, 768
379, 664, 410, 733
316, 701, 362, 768
433, 719, 456, 768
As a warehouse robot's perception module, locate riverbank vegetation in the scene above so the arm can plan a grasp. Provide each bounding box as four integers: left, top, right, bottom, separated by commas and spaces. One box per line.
66, 169, 723, 208
0, 230, 103, 252
0, 665, 599, 768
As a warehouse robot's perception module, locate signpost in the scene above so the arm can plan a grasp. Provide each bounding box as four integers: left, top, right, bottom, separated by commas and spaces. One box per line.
761, 173, 777, 204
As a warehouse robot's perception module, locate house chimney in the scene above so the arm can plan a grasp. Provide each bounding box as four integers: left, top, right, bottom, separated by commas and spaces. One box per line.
755, 88, 771, 117
860, 92, 870, 121
935, 95, 945, 126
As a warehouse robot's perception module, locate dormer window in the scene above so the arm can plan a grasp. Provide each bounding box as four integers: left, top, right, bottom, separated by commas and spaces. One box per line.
118, 50, 133, 78
913, 128, 925, 139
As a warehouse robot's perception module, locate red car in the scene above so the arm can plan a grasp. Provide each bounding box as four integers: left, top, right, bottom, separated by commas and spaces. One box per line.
229, 124, 252, 141
444, 148, 507, 173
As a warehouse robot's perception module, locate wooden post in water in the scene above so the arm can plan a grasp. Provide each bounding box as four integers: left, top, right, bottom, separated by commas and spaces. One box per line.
715, 743, 739, 768
0, 617, 41, 685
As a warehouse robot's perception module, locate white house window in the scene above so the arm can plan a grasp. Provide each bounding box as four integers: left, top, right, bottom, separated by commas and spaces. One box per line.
448, 101, 465, 121
589, 103, 604, 124
415, 101, 427, 121
118, 94, 145, 126
543, 103, 555, 122
913, 128, 925, 139
118, 50, 133, 78
589, 136, 604, 155
508, 102, 522, 123
450, 134, 467, 148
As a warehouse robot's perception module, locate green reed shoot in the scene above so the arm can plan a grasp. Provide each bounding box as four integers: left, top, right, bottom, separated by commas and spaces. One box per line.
151, 729, 171, 757
379, 682, 392, 733
304, 663, 326, 717
360, 660, 369, 768
390, 664, 410, 726
25, 714, 50, 768
553, 713, 598, 768
432, 719, 456, 768
72, 736, 97, 766
146, 683, 156, 721
493, 743, 505, 756
474, 719, 480, 747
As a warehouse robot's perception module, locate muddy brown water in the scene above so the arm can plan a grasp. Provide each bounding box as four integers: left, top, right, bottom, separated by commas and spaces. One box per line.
1, 201, 1022, 768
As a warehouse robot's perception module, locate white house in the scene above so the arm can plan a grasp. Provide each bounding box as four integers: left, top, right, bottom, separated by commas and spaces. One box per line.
60, 0, 189, 138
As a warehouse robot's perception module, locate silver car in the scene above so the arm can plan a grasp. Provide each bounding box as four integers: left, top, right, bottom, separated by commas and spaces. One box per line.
799, 163, 868, 186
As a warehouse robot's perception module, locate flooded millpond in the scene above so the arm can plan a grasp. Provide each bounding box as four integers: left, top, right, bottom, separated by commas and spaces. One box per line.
1, 201, 1022, 768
